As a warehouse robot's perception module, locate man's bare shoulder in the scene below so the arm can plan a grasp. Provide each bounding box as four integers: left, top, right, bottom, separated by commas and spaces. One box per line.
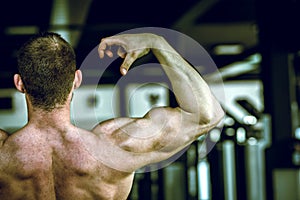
1, 127, 52, 160
3, 127, 42, 148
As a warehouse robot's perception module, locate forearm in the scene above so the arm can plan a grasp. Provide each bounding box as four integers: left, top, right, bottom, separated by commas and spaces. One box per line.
151, 36, 224, 124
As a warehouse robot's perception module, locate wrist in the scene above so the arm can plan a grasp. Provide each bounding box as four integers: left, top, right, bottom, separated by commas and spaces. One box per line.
151, 35, 177, 56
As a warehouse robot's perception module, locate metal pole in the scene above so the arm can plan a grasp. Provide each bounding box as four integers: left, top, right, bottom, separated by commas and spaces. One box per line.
245, 114, 271, 200
222, 140, 237, 200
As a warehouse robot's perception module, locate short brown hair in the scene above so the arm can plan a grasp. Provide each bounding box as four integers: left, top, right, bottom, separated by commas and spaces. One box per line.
17, 32, 76, 111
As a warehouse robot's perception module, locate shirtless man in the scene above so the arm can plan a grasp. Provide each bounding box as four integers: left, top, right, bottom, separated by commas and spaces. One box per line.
0, 32, 224, 199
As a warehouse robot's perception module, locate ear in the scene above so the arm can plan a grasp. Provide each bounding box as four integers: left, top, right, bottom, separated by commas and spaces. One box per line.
73, 70, 82, 89
14, 74, 25, 93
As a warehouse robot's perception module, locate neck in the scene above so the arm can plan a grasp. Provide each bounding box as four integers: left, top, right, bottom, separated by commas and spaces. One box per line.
26, 96, 72, 129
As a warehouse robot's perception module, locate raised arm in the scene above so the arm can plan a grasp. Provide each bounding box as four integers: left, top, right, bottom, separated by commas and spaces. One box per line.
152, 35, 223, 125
98, 33, 223, 127
94, 33, 224, 171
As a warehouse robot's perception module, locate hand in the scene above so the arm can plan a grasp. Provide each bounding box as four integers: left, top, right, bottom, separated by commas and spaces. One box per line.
98, 33, 157, 75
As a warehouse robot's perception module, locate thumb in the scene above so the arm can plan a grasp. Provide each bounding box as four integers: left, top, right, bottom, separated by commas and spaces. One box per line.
120, 52, 139, 75
120, 48, 150, 75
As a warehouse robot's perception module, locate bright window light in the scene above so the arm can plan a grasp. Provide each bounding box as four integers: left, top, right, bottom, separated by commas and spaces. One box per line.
213, 44, 244, 55
4, 26, 38, 35
236, 127, 246, 143
295, 127, 300, 140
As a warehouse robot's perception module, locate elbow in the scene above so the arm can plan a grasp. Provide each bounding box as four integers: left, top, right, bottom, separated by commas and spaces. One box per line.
214, 106, 225, 126
200, 103, 225, 128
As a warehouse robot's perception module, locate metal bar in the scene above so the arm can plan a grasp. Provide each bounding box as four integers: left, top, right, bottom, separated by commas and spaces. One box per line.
222, 140, 237, 200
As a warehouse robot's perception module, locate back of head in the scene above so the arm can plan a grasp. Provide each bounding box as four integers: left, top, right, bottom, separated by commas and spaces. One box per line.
17, 32, 76, 111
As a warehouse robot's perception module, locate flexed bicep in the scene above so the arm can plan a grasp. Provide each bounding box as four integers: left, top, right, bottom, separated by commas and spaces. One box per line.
89, 106, 210, 172
99, 107, 202, 155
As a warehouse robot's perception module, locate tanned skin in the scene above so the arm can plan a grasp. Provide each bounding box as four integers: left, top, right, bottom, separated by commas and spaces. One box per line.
0, 33, 224, 199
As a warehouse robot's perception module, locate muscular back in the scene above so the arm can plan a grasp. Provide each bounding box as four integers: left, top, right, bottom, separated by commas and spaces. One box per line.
0, 125, 134, 200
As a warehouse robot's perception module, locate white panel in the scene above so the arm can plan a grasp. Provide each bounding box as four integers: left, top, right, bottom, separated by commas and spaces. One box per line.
0, 89, 27, 132
0, 86, 120, 132
71, 85, 119, 130
273, 169, 300, 200
209, 80, 263, 123
126, 83, 169, 118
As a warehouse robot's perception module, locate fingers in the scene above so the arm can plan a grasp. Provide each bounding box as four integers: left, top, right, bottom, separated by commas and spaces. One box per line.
98, 36, 150, 76
98, 43, 114, 58
98, 42, 106, 58
98, 36, 133, 76
98, 37, 126, 59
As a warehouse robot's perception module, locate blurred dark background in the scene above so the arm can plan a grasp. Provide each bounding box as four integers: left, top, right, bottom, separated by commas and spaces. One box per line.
1, 0, 300, 199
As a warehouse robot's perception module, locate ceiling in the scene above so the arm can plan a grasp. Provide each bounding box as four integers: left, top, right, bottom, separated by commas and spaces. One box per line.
0, 0, 299, 88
